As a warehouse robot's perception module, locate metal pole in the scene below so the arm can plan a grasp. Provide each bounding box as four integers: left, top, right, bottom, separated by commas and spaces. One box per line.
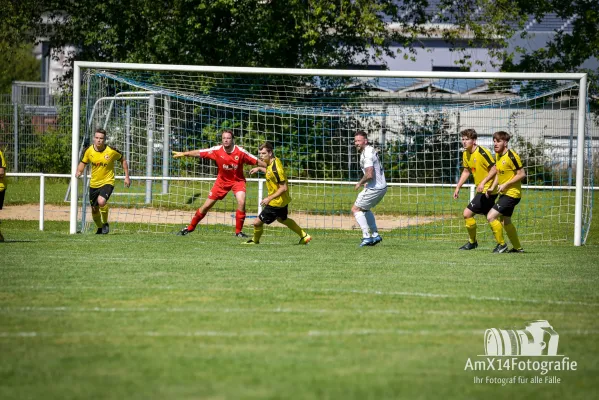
145, 95, 155, 204
567, 112, 574, 186
39, 175, 45, 231
126, 104, 131, 164
162, 97, 170, 194
13, 103, 18, 172
70, 64, 82, 234
573, 75, 587, 246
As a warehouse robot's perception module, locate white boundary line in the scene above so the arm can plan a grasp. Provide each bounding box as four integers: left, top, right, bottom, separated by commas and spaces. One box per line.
0, 287, 597, 307
0, 329, 596, 339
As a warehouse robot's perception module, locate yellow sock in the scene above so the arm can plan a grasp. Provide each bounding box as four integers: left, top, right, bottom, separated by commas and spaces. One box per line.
504, 223, 522, 249
489, 219, 505, 245
92, 211, 102, 228
252, 225, 264, 243
280, 218, 306, 238
465, 217, 477, 243
100, 205, 109, 224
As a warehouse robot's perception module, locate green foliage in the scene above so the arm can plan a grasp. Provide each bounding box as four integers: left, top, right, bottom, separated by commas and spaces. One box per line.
0, 43, 41, 94
20, 127, 71, 173
510, 135, 558, 185
40, 0, 411, 74
383, 113, 459, 184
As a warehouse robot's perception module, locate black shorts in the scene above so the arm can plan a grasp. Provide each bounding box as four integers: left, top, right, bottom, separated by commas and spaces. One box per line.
492, 195, 521, 217
0, 189, 5, 210
258, 205, 288, 225
466, 193, 498, 215
89, 185, 114, 207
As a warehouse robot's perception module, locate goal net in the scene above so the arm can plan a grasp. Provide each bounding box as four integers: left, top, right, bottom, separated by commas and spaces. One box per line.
70, 63, 594, 244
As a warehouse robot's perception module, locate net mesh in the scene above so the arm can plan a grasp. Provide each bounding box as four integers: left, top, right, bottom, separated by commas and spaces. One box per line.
76, 68, 594, 243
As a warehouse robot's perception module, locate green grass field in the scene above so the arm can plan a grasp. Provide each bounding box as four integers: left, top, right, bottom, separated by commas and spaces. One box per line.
1, 182, 598, 399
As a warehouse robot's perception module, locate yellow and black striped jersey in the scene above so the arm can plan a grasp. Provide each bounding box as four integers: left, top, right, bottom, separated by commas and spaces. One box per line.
496, 149, 524, 199
265, 157, 291, 208
462, 145, 497, 194
81, 145, 123, 188
0, 149, 7, 191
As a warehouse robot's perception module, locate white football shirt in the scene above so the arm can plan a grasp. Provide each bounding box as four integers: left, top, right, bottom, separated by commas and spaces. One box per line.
360, 145, 387, 189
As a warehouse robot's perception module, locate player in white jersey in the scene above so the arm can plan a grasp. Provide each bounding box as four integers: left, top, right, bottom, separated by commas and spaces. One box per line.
352, 131, 387, 247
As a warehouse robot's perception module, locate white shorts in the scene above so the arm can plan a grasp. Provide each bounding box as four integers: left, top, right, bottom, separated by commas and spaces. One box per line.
354, 187, 387, 210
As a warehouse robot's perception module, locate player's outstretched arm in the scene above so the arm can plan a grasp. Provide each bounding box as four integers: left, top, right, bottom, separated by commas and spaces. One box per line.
172, 150, 202, 158
249, 167, 266, 175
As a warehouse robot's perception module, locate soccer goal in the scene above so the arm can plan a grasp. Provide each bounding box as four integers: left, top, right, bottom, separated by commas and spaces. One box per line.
69, 62, 594, 245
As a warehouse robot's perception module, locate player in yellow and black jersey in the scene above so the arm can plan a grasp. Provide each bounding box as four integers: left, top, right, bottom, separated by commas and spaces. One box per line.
76, 129, 130, 234
0, 148, 7, 242
487, 131, 526, 253
242, 141, 311, 245
453, 128, 498, 250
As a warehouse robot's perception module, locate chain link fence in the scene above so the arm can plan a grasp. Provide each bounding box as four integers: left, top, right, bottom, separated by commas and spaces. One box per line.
0, 82, 72, 174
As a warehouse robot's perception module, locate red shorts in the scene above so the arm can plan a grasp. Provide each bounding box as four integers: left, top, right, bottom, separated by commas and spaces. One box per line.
208, 180, 246, 200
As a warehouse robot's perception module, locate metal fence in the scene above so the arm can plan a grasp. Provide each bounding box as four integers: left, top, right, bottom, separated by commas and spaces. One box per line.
0, 82, 72, 174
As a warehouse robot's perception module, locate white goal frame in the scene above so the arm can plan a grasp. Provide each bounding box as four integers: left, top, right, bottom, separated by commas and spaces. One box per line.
69, 61, 589, 245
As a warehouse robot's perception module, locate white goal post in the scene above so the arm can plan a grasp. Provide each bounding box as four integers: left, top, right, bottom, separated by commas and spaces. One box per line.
69, 61, 591, 245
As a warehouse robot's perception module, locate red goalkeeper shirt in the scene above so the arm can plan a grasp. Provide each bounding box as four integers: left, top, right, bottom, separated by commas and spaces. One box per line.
199, 145, 258, 183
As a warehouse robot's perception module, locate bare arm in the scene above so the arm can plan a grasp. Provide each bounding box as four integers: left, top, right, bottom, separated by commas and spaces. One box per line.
249, 166, 267, 175
354, 166, 373, 190
498, 168, 526, 193
121, 158, 131, 187
0, 166, 5, 179
75, 162, 86, 178
477, 165, 497, 193
261, 181, 288, 206
172, 149, 203, 158
453, 169, 471, 199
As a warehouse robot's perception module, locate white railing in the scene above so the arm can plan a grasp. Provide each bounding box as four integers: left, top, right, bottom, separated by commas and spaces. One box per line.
6, 172, 596, 233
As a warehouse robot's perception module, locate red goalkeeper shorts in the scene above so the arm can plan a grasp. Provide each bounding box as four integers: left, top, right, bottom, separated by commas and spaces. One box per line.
208, 180, 246, 200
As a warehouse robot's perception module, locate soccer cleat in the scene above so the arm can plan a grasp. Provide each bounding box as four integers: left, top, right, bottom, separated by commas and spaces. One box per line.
492, 243, 508, 253
235, 232, 249, 238
458, 241, 478, 250
298, 234, 312, 245
101, 223, 110, 234
177, 227, 192, 236
371, 235, 383, 246
359, 237, 374, 247
242, 239, 258, 245
96, 228, 103, 234
508, 248, 525, 253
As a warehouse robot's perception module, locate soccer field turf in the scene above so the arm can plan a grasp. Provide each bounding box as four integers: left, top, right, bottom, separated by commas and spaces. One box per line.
1, 219, 598, 399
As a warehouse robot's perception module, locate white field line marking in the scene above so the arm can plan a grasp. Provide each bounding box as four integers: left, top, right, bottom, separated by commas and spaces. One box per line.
0, 306, 594, 318
0, 286, 596, 307
1, 329, 597, 339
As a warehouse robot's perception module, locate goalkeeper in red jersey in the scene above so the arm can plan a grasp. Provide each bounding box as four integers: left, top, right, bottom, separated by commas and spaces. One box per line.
173, 130, 266, 238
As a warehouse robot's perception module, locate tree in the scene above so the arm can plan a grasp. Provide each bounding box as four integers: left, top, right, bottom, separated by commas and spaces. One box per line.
39, 0, 422, 71
0, 43, 40, 93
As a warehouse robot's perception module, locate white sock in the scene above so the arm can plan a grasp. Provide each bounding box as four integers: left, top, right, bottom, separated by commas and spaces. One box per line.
364, 210, 379, 237
354, 211, 370, 238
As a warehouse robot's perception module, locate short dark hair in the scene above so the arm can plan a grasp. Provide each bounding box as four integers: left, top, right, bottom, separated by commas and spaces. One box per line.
259, 141, 274, 153
95, 128, 107, 137
222, 129, 234, 138
355, 131, 368, 139
460, 129, 477, 140
493, 131, 511, 142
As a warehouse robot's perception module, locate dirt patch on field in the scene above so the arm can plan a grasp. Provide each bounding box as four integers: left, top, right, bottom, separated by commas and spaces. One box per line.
2, 204, 443, 231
